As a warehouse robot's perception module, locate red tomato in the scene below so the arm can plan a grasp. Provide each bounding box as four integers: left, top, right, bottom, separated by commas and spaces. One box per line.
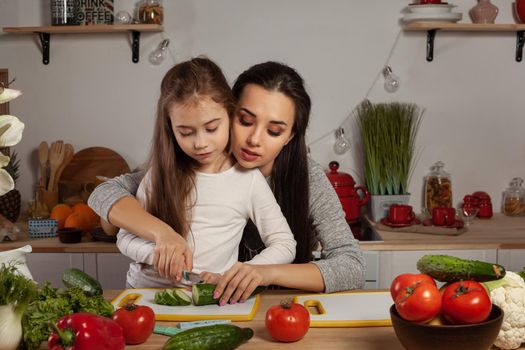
112, 303, 155, 345
441, 280, 492, 325
390, 273, 436, 300
265, 300, 310, 342
395, 282, 441, 323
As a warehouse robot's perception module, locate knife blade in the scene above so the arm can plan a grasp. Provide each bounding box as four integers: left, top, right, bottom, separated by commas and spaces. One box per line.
181, 270, 203, 285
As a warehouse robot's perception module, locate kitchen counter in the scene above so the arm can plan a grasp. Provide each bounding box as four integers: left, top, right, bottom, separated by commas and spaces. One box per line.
100, 289, 405, 350
1, 214, 524, 253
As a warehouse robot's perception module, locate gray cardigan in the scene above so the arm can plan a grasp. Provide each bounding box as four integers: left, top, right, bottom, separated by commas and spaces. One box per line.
88, 158, 365, 293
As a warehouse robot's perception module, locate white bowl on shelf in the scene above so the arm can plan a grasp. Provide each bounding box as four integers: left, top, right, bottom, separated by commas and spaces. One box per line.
402, 12, 462, 23
408, 4, 457, 14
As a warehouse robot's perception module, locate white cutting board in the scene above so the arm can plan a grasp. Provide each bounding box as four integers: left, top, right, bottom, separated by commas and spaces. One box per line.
294, 291, 392, 327
112, 288, 260, 322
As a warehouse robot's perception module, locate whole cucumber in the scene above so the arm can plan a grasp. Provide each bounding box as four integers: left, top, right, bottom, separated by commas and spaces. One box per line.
163, 324, 254, 350
192, 283, 265, 306
61, 267, 103, 296
417, 254, 506, 282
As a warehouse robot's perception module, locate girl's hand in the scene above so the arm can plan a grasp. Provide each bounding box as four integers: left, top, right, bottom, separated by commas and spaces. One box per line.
153, 230, 193, 282
213, 262, 272, 306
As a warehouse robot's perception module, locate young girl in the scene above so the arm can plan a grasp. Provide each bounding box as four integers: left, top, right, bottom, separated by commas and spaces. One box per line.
114, 57, 296, 288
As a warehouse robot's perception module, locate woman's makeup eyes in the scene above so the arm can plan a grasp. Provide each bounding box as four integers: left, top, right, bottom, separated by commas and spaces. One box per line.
206, 127, 218, 133
238, 114, 284, 137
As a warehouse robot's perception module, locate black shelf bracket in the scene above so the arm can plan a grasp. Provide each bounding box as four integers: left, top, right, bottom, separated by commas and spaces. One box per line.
426, 29, 437, 62
516, 31, 524, 62
38, 32, 51, 65
131, 30, 140, 63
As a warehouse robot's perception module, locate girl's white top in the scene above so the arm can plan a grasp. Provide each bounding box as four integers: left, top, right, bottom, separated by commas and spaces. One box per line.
117, 163, 296, 288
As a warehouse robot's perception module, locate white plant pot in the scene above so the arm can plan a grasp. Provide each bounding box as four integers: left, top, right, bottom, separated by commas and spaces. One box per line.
369, 194, 411, 222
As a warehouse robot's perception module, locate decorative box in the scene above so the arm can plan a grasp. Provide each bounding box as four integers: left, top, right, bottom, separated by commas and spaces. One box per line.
75, 0, 114, 25
28, 219, 58, 238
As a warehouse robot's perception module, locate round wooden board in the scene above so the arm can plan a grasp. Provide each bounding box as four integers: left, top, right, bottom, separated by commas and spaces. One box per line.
58, 147, 130, 204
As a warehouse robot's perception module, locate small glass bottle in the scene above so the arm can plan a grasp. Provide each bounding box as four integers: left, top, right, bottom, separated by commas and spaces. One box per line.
424, 161, 453, 212
502, 177, 525, 216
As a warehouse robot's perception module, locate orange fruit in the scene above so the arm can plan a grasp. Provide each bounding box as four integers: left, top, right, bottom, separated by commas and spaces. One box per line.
72, 203, 99, 230
50, 204, 73, 229
64, 212, 90, 232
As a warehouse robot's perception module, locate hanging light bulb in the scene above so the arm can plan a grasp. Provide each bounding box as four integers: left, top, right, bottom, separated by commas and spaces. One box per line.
149, 39, 170, 65
382, 65, 400, 93
333, 127, 351, 155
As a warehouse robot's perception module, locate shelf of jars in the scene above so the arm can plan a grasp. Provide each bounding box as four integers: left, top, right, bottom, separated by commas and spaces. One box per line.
402, 22, 525, 62
2, 24, 163, 64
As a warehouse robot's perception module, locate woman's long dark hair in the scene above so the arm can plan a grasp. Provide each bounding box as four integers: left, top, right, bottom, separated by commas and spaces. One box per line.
233, 62, 315, 263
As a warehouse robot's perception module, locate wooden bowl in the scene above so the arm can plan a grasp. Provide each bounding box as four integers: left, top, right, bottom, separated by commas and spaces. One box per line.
57, 228, 82, 244
390, 305, 503, 350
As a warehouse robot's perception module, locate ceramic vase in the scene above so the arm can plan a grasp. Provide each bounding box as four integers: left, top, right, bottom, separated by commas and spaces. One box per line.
470, 0, 499, 24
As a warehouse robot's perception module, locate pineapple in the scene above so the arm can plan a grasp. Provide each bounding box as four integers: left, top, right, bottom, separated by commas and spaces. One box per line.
0, 149, 21, 222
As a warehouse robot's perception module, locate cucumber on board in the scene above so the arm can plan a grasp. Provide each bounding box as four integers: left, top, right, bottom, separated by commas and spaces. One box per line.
61, 267, 103, 296
154, 289, 192, 306
417, 254, 506, 282
163, 324, 253, 350
192, 283, 265, 306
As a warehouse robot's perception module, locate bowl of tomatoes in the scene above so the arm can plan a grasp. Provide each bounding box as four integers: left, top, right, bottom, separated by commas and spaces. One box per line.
390, 304, 503, 350
389, 273, 503, 350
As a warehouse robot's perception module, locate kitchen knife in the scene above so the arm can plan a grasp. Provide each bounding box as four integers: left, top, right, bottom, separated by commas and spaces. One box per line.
181, 270, 203, 286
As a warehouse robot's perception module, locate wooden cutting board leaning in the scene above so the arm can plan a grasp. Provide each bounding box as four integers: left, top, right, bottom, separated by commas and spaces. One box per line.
293, 291, 392, 327
112, 288, 260, 322
58, 147, 130, 204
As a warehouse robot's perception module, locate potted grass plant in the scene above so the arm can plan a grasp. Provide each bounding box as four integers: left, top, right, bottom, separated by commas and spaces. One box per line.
356, 100, 424, 221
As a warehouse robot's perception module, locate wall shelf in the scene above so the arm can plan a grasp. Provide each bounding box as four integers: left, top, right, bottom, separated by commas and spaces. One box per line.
2, 24, 163, 64
403, 22, 525, 62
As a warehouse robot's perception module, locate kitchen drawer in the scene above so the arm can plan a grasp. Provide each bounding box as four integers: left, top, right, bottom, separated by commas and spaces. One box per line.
26, 253, 84, 287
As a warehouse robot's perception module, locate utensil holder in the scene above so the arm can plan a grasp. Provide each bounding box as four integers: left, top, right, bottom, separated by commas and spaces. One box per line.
41, 189, 59, 210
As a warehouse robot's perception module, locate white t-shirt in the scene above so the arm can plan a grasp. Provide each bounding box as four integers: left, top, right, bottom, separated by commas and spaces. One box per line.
117, 163, 296, 288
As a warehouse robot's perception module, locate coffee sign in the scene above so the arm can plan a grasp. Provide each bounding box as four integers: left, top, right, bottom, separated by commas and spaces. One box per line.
75, 0, 114, 25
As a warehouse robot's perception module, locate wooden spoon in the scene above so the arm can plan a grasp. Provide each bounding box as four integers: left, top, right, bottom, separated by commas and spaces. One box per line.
52, 143, 74, 191
47, 140, 65, 192
38, 141, 48, 188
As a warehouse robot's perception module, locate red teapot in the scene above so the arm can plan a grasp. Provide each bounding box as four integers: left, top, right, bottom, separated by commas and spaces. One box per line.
326, 161, 370, 222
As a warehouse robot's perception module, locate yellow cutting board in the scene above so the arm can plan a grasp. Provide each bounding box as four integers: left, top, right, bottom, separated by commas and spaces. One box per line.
293, 291, 392, 327
112, 288, 260, 322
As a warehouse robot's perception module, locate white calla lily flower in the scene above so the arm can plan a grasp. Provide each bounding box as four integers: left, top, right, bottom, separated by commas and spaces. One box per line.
0, 168, 14, 195
0, 153, 9, 168
0, 88, 22, 104
0, 115, 25, 147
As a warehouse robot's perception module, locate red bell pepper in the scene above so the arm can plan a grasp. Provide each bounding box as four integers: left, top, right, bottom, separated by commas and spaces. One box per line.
48, 312, 125, 350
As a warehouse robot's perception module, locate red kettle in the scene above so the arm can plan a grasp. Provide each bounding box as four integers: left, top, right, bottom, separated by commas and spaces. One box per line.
326, 161, 370, 222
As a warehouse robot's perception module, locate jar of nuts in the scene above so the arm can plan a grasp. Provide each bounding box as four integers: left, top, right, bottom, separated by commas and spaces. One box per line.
502, 177, 525, 216
138, 0, 163, 24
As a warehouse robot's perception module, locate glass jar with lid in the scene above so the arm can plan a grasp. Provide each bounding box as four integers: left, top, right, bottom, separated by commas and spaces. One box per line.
138, 0, 163, 24
424, 161, 453, 212
502, 177, 525, 216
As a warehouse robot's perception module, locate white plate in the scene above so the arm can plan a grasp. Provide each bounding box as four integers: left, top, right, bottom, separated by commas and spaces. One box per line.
407, 4, 456, 14
402, 12, 462, 23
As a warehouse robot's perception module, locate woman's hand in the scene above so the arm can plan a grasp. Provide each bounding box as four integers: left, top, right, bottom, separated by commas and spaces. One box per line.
213, 262, 273, 306
153, 230, 193, 282
200, 271, 222, 284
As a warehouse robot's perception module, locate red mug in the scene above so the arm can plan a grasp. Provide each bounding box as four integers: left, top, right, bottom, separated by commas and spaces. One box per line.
432, 207, 456, 226
389, 204, 415, 224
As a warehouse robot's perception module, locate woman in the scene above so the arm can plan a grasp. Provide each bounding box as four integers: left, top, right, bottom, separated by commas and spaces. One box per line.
88, 61, 365, 303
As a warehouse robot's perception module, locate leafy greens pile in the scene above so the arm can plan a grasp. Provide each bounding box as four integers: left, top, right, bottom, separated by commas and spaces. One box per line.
21, 282, 114, 349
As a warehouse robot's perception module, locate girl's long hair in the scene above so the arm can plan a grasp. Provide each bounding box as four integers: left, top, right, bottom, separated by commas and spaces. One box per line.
147, 57, 234, 237
233, 62, 315, 263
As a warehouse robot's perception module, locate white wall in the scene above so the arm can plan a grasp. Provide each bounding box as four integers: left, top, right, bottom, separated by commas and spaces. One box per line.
0, 0, 524, 213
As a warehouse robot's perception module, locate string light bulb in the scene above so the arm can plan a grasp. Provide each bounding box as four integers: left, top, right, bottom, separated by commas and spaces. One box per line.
149, 39, 170, 65
382, 65, 400, 93
333, 127, 351, 155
